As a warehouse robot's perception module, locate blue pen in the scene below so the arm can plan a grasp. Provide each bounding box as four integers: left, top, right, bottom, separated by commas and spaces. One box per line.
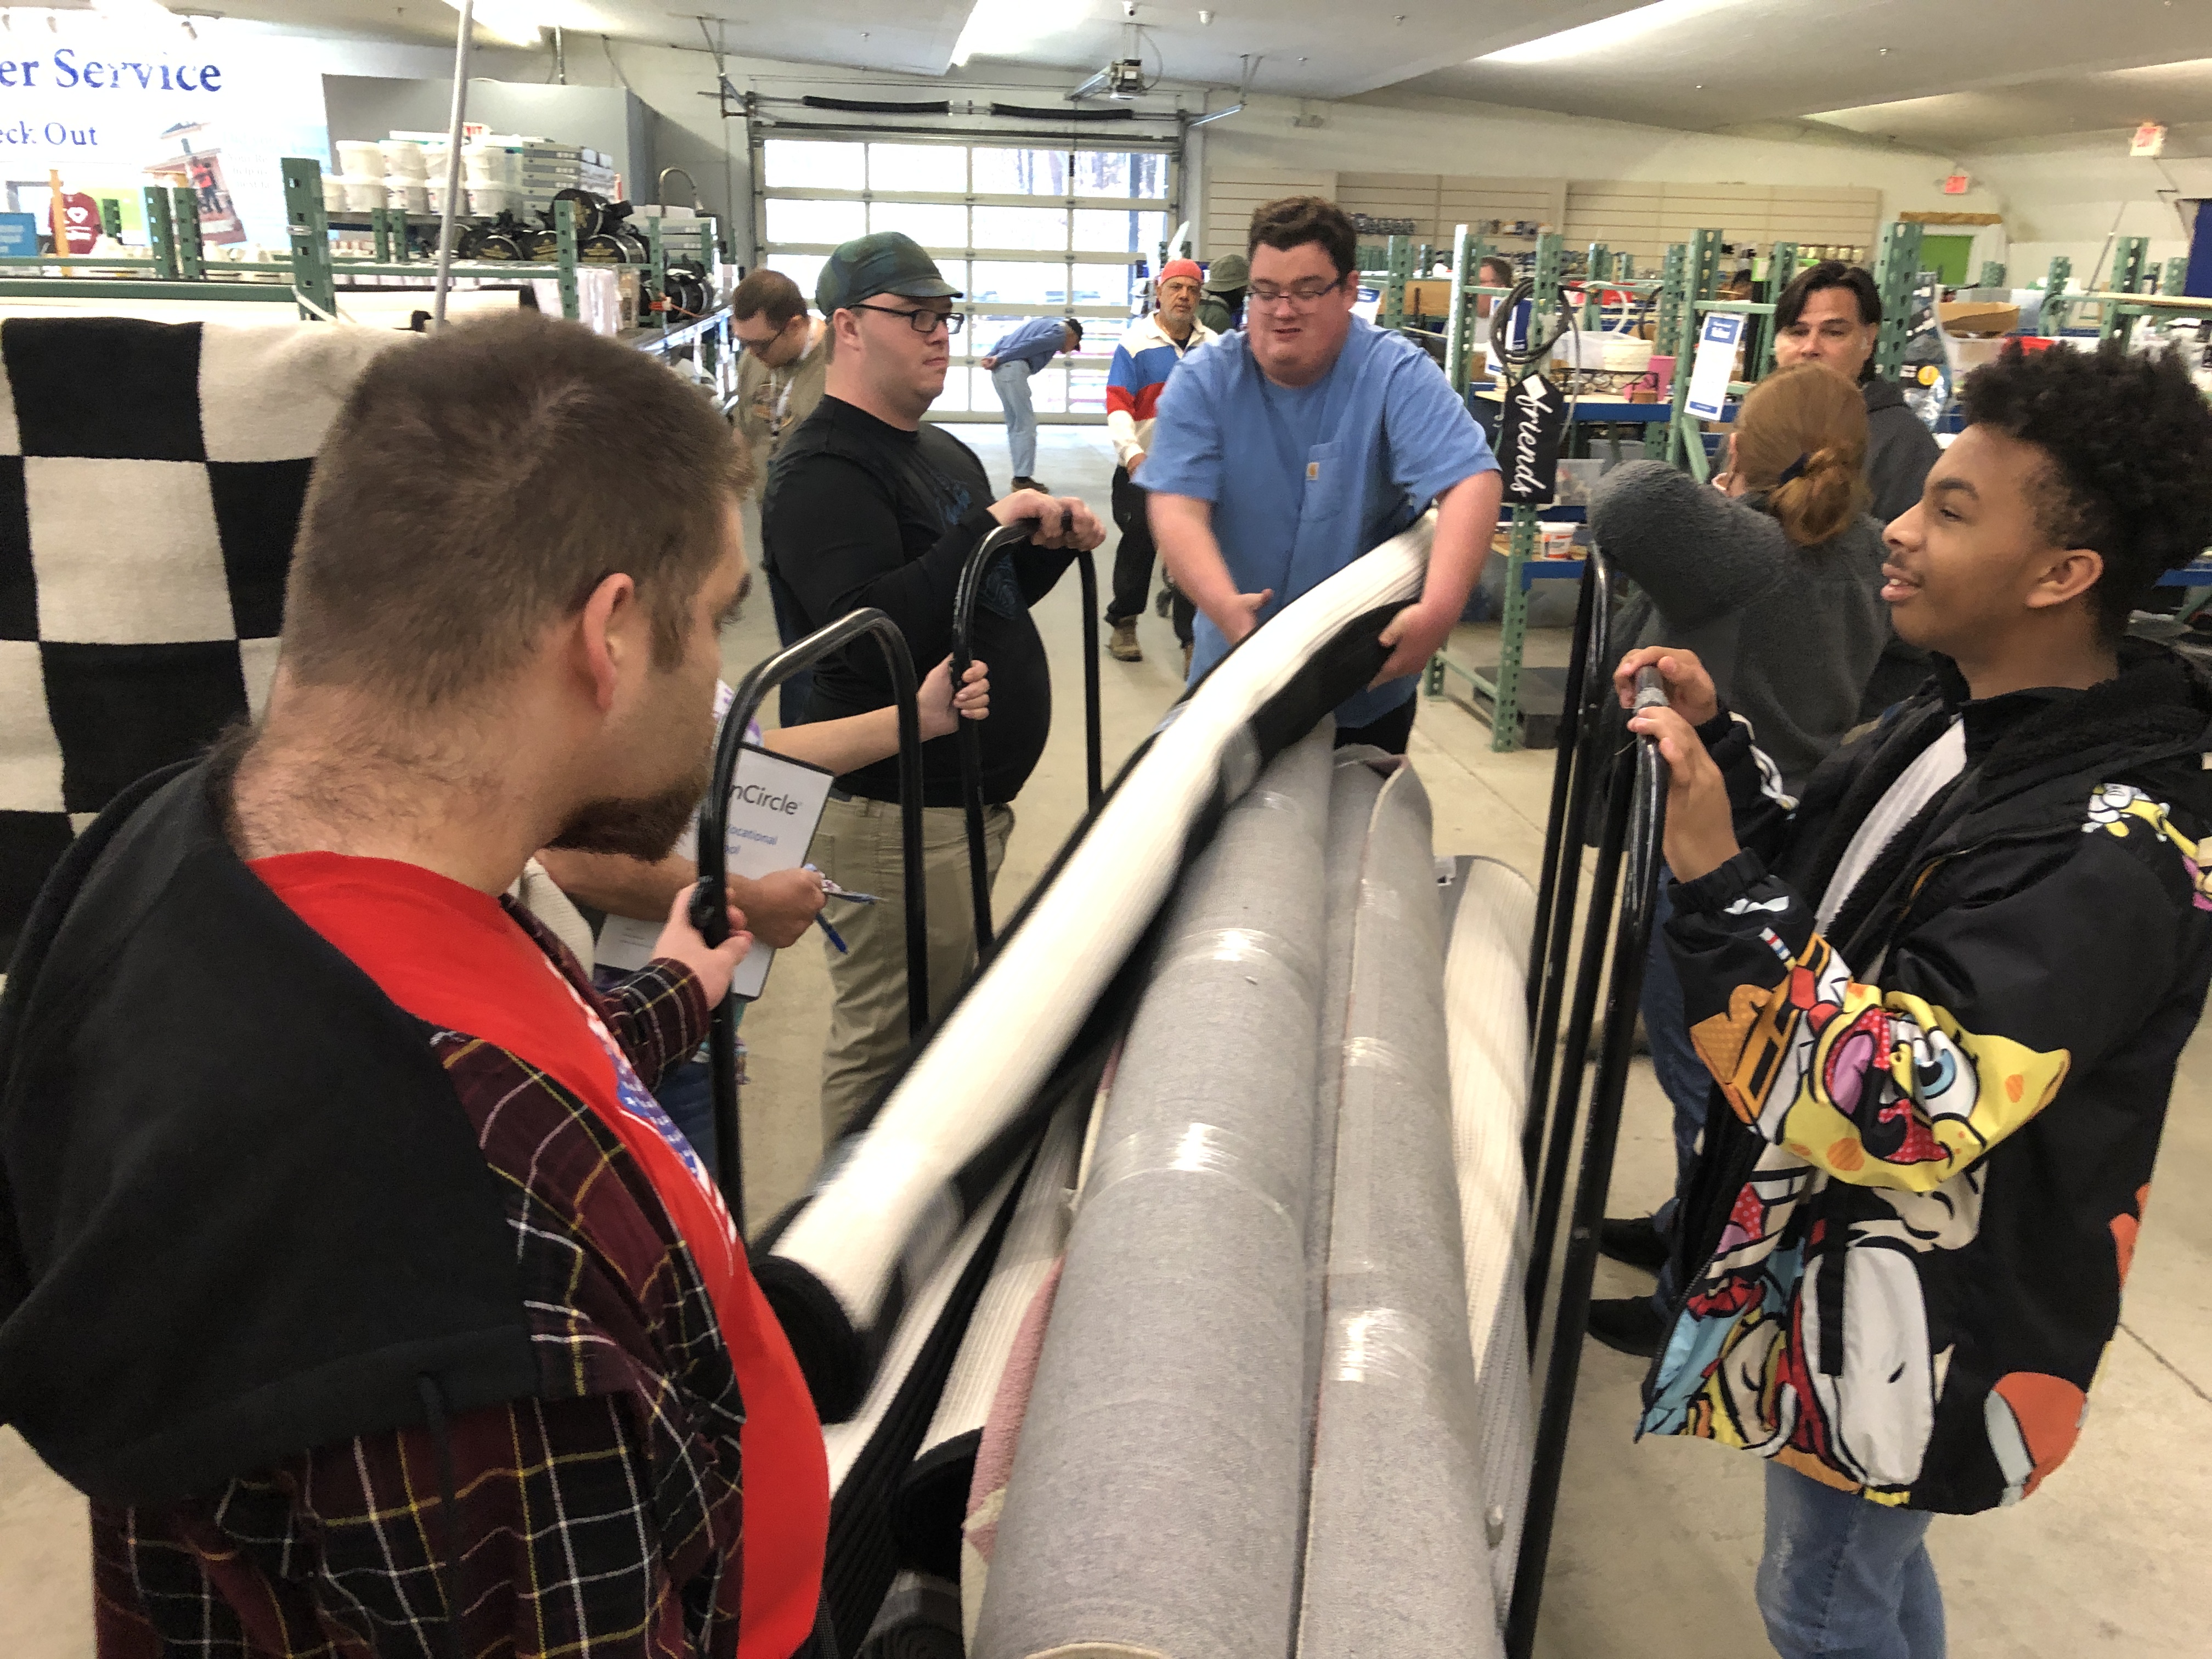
816, 912, 849, 954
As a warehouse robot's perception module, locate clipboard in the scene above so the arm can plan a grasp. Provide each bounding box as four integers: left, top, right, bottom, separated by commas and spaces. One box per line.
594, 741, 835, 1000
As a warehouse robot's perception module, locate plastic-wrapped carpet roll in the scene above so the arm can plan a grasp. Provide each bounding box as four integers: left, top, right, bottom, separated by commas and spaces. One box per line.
892, 1097, 1087, 1579
1297, 764, 1501, 1657
755, 521, 1431, 1423
821, 1153, 1032, 1655
1437, 855, 1538, 1617
856, 1570, 964, 1659
971, 723, 1336, 1659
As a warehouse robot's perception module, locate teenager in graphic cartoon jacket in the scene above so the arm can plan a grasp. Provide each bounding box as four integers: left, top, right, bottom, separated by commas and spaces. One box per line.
1617, 341, 2212, 1658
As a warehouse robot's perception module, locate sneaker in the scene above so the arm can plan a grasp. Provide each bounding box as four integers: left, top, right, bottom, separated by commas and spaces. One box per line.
1011, 475, 1048, 494
1598, 1214, 1671, 1273
1154, 587, 1173, 618
1108, 620, 1143, 662
1585, 1296, 1668, 1358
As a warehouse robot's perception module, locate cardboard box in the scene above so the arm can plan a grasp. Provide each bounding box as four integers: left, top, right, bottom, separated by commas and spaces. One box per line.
1404, 277, 1454, 318
1939, 300, 2019, 336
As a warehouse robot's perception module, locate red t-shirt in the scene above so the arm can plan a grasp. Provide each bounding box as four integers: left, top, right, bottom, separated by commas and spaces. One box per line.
252, 851, 827, 1657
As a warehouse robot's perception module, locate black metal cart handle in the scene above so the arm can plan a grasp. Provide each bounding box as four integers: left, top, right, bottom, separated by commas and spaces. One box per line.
949, 522, 1104, 958
687, 606, 928, 1233
1522, 555, 1614, 1193
1507, 665, 1670, 1659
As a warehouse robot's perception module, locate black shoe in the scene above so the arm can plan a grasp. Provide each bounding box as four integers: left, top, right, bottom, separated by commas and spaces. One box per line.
1154, 586, 1173, 618
1598, 1214, 1671, 1273
1585, 1296, 1668, 1358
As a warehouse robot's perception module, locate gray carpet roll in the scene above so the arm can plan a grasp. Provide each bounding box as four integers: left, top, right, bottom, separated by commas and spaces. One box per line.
1297, 764, 1500, 1657
1306, 747, 1391, 1446
1441, 855, 1538, 1618
972, 722, 1335, 1659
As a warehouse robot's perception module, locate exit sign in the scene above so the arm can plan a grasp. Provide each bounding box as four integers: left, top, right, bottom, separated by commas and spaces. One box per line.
1942, 173, 1970, 195
2131, 122, 2168, 157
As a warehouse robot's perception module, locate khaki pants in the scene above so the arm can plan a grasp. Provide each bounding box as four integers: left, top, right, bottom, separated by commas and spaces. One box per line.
813, 794, 1013, 1141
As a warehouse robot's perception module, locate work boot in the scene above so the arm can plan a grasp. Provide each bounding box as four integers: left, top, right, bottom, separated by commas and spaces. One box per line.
1598, 1214, 1671, 1273
1012, 475, 1048, 493
1108, 620, 1143, 662
1585, 1296, 1668, 1358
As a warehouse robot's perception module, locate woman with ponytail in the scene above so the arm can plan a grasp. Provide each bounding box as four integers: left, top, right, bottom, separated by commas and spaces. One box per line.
1586, 363, 1894, 1358
1589, 361, 1889, 794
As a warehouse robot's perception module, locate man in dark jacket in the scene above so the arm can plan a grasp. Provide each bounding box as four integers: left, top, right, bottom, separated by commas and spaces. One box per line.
0, 313, 836, 1656
1617, 342, 2212, 1657
763, 232, 1104, 1135
1769, 259, 1945, 720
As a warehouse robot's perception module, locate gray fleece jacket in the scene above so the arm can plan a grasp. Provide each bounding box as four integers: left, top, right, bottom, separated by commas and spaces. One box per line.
1862, 376, 1940, 526
1589, 459, 1889, 793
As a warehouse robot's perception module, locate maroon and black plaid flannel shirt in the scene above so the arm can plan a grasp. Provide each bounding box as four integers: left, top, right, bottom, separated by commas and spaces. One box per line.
91, 915, 755, 1658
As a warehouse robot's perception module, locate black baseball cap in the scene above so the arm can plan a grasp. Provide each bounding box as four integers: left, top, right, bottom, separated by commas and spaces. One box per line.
816, 232, 964, 314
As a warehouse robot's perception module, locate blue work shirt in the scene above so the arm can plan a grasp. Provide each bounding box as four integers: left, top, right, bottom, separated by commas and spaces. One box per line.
989, 317, 1071, 374
1143, 316, 1498, 727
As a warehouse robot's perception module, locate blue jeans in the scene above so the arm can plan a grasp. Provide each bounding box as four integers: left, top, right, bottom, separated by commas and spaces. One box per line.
656, 1056, 719, 1183
1640, 878, 1711, 1312
1759, 1462, 1944, 1659
992, 359, 1037, 477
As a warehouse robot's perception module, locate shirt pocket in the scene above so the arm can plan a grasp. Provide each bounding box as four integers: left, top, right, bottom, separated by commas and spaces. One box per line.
1299, 440, 1350, 527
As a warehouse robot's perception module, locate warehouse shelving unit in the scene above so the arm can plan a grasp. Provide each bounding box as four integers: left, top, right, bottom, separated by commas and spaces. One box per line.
0, 159, 725, 360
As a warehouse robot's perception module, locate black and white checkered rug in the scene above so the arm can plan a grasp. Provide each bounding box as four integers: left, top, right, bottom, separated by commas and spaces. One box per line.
0, 316, 398, 960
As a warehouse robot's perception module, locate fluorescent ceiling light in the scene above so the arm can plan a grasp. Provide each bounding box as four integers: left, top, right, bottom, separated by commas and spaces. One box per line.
951, 0, 1083, 71
442, 0, 549, 48
1479, 0, 1747, 66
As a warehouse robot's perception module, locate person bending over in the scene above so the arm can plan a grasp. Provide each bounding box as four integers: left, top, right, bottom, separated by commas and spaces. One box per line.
1146, 195, 1502, 754
0, 312, 837, 1657
763, 231, 1104, 1137
979, 313, 1082, 493
1622, 341, 2212, 1659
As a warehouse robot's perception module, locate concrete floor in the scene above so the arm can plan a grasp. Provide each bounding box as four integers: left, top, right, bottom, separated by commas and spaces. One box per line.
4, 424, 2208, 1655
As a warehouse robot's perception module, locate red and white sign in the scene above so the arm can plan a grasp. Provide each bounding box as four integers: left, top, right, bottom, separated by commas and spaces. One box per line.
1942, 173, 1970, 196
2131, 122, 2168, 158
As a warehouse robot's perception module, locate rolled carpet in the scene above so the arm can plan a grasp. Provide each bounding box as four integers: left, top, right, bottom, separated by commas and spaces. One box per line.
755, 519, 1432, 1421
856, 1570, 964, 1659
821, 1150, 1031, 1655
1296, 764, 1500, 1657
959, 1259, 1062, 1646
971, 722, 1336, 1659
1304, 747, 1390, 1451
1439, 854, 1538, 1618
893, 1096, 1087, 1579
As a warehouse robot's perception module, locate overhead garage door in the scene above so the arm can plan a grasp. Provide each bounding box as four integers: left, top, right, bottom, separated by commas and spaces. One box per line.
755, 136, 1178, 422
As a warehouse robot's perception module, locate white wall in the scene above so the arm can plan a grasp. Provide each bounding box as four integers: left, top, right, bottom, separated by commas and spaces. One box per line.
1963, 125, 2212, 289
1201, 91, 1995, 229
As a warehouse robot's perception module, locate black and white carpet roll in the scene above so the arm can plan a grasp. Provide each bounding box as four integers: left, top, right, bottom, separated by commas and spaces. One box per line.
890, 1097, 1086, 1579
855, 1570, 964, 1659
1439, 855, 1538, 1618
756, 520, 1432, 1422
970, 723, 1336, 1659
1297, 764, 1500, 1657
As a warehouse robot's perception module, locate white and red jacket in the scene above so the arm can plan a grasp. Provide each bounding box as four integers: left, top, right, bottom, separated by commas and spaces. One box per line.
1104, 310, 1217, 472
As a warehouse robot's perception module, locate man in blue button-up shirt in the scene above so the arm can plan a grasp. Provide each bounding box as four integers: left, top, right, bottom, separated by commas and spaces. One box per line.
980, 315, 1082, 493
1145, 197, 1501, 752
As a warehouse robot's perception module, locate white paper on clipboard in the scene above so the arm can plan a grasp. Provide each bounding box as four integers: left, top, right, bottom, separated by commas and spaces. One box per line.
1683, 312, 1743, 423
594, 742, 834, 1000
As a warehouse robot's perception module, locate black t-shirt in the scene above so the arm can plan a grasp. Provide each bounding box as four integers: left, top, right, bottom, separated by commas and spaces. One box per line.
761, 396, 1075, 805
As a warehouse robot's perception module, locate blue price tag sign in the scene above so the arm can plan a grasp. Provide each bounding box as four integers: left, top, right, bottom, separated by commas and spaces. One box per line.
0, 213, 40, 257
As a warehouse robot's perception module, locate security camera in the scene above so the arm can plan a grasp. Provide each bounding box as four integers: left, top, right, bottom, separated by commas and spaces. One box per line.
1122, 1, 1137, 16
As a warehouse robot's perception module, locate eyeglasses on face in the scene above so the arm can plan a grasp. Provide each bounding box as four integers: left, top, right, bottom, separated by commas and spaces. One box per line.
849, 302, 965, 336
1247, 275, 1347, 309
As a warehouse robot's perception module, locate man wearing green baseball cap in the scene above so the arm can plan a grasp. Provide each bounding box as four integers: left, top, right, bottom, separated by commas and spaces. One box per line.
762, 232, 1106, 1136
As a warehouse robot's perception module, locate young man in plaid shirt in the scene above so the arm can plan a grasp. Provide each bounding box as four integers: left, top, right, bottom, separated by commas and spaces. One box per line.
0, 314, 833, 1657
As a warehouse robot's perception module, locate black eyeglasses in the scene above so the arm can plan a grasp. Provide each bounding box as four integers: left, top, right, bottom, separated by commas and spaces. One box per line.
849, 302, 964, 336
1248, 275, 1347, 310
